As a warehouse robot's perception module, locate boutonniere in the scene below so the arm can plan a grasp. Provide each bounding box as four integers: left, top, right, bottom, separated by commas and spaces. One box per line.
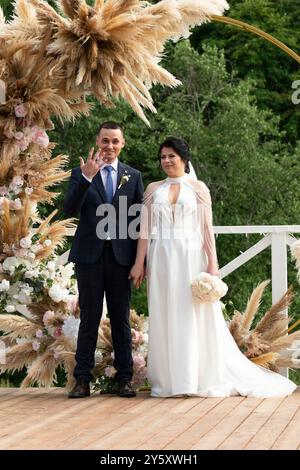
118, 171, 131, 189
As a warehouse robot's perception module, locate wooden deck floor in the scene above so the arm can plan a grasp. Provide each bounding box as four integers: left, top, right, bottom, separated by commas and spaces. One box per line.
0, 387, 299, 450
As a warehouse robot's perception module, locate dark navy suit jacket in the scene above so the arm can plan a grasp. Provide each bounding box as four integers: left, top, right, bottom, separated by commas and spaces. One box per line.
64, 162, 144, 266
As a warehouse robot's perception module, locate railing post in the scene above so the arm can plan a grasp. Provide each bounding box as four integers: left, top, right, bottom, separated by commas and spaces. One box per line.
271, 232, 288, 377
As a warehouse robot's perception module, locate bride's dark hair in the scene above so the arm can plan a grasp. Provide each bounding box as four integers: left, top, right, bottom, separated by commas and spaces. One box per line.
158, 136, 191, 173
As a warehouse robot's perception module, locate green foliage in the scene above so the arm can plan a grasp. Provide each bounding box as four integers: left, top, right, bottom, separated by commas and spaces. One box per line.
190, 0, 300, 143
48, 41, 300, 329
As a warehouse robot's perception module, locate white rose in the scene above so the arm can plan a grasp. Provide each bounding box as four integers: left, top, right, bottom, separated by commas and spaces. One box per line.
0, 279, 10, 291
2, 257, 18, 273
20, 236, 32, 249
5, 305, 16, 312
48, 284, 69, 303
24, 270, 36, 279
47, 261, 56, 272
43, 239, 52, 247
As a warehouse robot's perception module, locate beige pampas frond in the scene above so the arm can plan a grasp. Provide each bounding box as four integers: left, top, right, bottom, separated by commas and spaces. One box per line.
27, 0, 228, 124
0, 342, 37, 373
21, 349, 58, 388
0, 314, 38, 339
250, 352, 280, 369
242, 280, 270, 332
254, 287, 293, 338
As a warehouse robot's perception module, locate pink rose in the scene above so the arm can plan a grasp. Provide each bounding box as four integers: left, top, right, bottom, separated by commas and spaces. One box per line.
0, 186, 7, 196
43, 310, 55, 325
10, 198, 22, 210
14, 132, 24, 141
15, 104, 27, 118
31, 126, 49, 148
133, 354, 146, 370
53, 327, 62, 338
32, 340, 40, 351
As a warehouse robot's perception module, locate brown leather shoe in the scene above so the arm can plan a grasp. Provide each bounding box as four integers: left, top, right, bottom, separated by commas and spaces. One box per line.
68, 377, 90, 398
117, 380, 136, 398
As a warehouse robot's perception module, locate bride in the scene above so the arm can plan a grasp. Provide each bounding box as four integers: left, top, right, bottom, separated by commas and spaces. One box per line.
129, 136, 296, 398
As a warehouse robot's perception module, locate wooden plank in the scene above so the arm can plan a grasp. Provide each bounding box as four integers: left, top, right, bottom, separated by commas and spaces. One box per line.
245, 394, 300, 450
217, 397, 285, 450
271, 394, 300, 450
137, 398, 223, 450
190, 398, 263, 450
31, 394, 152, 450
163, 397, 242, 450
85, 397, 186, 450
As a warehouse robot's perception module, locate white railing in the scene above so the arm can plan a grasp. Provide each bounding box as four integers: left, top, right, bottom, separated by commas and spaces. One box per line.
214, 225, 300, 307
57, 225, 300, 377
58, 226, 300, 306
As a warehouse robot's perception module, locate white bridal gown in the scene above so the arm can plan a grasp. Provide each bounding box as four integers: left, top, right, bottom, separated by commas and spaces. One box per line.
143, 175, 296, 398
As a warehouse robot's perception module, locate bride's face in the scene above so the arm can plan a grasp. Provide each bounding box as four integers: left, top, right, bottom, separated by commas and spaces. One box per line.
160, 147, 185, 177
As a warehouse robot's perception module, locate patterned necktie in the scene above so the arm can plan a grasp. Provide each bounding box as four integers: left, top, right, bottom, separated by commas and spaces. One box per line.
104, 165, 114, 203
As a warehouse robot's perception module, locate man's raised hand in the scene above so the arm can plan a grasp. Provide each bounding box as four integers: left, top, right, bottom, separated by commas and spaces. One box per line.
80, 147, 104, 180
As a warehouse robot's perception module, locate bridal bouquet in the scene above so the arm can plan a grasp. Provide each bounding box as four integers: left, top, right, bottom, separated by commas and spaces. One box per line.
191, 272, 228, 303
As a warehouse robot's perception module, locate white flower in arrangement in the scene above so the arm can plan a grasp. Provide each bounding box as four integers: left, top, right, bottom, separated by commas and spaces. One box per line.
43, 239, 52, 247
9, 176, 24, 194
48, 284, 70, 303
24, 270, 36, 279
47, 261, 56, 272
35, 329, 44, 339
0, 279, 10, 292
191, 272, 228, 303
58, 263, 74, 286
5, 305, 15, 312
3, 257, 19, 274
27, 252, 36, 260
30, 243, 42, 253
20, 236, 32, 249
62, 315, 80, 342
25, 187, 33, 195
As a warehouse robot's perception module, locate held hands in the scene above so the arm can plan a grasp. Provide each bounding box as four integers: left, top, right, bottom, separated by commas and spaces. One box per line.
128, 263, 145, 288
80, 147, 105, 180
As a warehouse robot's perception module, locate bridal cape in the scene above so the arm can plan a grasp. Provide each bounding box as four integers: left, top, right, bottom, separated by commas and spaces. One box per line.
142, 175, 296, 397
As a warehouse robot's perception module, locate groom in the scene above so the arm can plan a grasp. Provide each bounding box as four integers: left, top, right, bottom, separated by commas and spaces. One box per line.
64, 122, 144, 398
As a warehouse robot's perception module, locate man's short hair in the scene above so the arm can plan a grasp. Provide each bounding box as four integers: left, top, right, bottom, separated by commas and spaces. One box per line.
98, 121, 124, 136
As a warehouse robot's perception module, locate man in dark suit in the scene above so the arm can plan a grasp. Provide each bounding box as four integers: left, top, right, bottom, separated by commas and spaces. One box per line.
64, 122, 144, 398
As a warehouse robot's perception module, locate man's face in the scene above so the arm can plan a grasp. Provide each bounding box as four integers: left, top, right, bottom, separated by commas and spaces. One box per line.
96, 128, 125, 164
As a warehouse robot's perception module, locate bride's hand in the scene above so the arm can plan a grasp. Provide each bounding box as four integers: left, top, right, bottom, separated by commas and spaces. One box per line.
128, 263, 145, 288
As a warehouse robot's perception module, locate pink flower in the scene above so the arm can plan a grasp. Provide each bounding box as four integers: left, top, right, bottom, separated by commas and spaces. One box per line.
14, 132, 24, 141
43, 310, 55, 325
53, 327, 62, 338
3, 128, 14, 139
36, 329, 43, 339
133, 354, 146, 370
67, 295, 78, 314
32, 340, 40, 351
104, 366, 115, 378
31, 126, 49, 148
15, 104, 27, 118
10, 198, 22, 210
0, 186, 7, 196
131, 328, 143, 344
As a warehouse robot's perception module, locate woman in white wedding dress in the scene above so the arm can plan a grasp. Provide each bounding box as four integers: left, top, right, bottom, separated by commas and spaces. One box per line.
129, 137, 296, 398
